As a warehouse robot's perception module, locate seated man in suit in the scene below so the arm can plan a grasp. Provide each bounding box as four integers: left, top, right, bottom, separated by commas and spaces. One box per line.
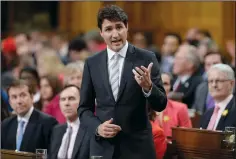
200, 64, 236, 131
48, 85, 90, 159
170, 44, 203, 108
193, 51, 224, 115
1, 79, 58, 152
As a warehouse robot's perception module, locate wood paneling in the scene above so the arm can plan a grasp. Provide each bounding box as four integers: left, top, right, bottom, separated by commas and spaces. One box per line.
58, 1, 235, 52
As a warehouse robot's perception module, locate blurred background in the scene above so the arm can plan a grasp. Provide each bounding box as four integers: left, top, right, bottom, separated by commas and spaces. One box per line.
1, 1, 235, 121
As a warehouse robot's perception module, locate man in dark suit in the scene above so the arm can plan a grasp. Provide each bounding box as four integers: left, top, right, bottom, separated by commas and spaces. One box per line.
193, 51, 223, 115
170, 44, 202, 108
78, 5, 167, 159
1, 79, 58, 153
49, 85, 90, 159
200, 64, 236, 131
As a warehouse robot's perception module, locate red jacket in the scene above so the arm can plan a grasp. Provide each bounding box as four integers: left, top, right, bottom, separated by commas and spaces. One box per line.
150, 121, 167, 159
155, 99, 192, 137
43, 95, 66, 124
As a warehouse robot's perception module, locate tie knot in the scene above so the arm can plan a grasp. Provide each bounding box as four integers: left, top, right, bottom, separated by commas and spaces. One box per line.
19, 120, 25, 126
67, 125, 72, 132
214, 105, 220, 112
113, 53, 120, 60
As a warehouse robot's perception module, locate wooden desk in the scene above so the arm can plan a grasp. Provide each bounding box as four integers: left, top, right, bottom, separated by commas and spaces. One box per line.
172, 127, 236, 159
1, 149, 36, 159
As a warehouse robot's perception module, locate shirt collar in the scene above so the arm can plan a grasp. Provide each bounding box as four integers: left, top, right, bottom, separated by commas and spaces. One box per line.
215, 94, 233, 109
178, 75, 190, 83
17, 106, 34, 123
107, 41, 128, 61
67, 117, 80, 131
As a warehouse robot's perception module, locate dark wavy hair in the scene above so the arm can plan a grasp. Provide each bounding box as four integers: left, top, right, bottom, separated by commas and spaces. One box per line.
97, 5, 128, 30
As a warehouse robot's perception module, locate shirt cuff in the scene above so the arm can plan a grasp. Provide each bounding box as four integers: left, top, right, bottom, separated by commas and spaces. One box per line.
142, 85, 153, 97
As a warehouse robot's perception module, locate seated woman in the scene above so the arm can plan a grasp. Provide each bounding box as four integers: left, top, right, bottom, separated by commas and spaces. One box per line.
155, 72, 192, 137
148, 106, 167, 159
35, 75, 62, 111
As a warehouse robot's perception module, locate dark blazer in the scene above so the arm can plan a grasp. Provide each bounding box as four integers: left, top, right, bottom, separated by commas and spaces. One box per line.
200, 96, 236, 130
78, 44, 167, 159
48, 123, 90, 159
1, 108, 58, 152
173, 74, 203, 108
192, 81, 209, 115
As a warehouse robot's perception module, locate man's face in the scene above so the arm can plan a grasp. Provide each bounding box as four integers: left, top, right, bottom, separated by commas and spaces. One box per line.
9, 85, 33, 116
204, 54, 222, 72
66, 71, 83, 88
161, 74, 171, 95
100, 19, 128, 52
208, 69, 234, 101
173, 46, 190, 75
60, 87, 80, 120
162, 36, 179, 55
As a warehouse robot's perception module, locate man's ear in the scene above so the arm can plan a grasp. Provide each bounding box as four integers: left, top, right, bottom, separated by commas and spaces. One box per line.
126, 23, 129, 31
100, 30, 103, 38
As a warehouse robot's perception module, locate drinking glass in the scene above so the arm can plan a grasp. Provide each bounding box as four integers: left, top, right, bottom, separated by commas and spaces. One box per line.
36, 149, 47, 159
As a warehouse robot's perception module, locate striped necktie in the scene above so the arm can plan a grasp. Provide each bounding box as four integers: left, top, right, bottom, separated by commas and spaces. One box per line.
109, 54, 120, 101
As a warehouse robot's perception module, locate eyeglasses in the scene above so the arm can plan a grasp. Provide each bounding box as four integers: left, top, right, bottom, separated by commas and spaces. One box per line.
207, 79, 231, 84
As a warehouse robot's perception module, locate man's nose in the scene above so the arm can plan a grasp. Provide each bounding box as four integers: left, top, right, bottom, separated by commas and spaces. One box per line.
112, 30, 119, 37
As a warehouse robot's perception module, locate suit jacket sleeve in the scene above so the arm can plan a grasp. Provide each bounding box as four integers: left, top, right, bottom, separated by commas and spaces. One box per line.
147, 53, 167, 112
78, 59, 102, 134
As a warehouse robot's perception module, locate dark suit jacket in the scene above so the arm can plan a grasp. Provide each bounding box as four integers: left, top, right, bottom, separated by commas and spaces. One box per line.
173, 74, 203, 108
193, 81, 209, 115
48, 123, 90, 159
200, 96, 236, 130
78, 44, 167, 159
1, 108, 58, 152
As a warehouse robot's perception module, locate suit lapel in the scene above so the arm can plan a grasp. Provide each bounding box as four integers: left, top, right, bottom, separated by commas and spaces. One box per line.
53, 125, 67, 159
203, 109, 214, 129
99, 50, 115, 102
20, 109, 38, 151
8, 117, 17, 149
71, 124, 86, 159
216, 97, 235, 130
116, 44, 135, 103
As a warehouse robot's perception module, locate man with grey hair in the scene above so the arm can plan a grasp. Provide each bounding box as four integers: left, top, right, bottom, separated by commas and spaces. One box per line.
170, 44, 203, 108
200, 64, 236, 131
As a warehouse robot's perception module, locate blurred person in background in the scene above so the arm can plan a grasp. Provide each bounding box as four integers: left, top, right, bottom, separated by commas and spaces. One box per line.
226, 40, 235, 71
185, 27, 199, 47
83, 29, 106, 54
1, 37, 18, 70
1, 89, 11, 120
200, 64, 236, 131
160, 32, 182, 73
132, 32, 161, 63
2, 54, 35, 90
62, 37, 90, 64
193, 51, 224, 115
196, 30, 219, 62
171, 44, 202, 108
155, 72, 192, 137
43, 61, 84, 124
147, 105, 167, 159
20, 67, 41, 104
51, 31, 69, 57
35, 75, 63, 111
36, 48, 65, 79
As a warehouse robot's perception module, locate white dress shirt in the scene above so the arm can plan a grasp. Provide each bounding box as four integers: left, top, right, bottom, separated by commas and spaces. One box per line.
213, 94, 233, 130
16, 106, 34, 142
58, 118, 80, 159
107, 41, 151, 97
